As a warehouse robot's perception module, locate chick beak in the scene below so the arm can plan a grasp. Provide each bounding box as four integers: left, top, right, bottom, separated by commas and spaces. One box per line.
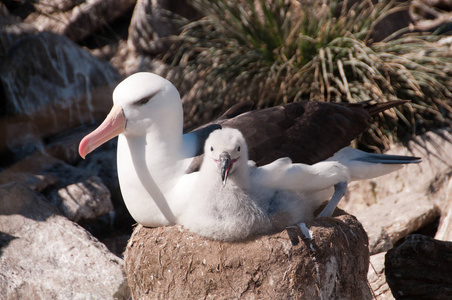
219, 151, 232, 186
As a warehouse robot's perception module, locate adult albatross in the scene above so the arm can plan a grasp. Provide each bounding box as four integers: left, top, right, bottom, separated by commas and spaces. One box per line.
79, 72, 418, 227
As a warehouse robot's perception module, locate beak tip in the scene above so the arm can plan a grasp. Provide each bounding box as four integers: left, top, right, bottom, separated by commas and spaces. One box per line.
79, 151, 87, 159
78, 137, 90, 159
219, 151, 231, 187
77, 104, 125, 160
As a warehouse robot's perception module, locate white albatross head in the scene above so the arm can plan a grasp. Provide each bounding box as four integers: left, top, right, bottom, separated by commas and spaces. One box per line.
204, 128, 249, 186
79, 72, 183, 158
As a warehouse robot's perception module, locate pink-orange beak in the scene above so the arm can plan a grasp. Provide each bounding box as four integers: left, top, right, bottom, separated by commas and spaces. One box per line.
79, 105, 126, 159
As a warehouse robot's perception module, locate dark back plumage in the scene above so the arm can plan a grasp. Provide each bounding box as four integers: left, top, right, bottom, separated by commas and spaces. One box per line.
186, 99, 407, 172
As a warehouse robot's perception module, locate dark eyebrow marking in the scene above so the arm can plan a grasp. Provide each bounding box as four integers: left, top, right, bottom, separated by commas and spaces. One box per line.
132, 89, 161, 106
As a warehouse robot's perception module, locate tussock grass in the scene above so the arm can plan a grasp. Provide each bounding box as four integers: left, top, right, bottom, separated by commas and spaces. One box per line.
167, 0, 452, 150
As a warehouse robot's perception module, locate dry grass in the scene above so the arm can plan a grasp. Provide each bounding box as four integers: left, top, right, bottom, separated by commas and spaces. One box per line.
166, 0, 452, 150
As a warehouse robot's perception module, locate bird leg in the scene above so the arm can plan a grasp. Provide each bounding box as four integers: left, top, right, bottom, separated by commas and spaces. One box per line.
286, 181, 347, 245
317, 181, 348, 217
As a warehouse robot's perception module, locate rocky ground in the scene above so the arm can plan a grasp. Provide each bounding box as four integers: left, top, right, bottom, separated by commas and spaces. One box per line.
1, 1, 452, 299
345, 129, 452, 299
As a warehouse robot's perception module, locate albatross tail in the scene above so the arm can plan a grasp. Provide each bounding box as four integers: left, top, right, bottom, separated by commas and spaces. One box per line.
354, 152, 421, 164
327, 147, 421, 181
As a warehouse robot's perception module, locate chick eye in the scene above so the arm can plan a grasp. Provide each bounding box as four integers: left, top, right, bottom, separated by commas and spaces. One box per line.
210, 146, 214, 151
237, 146, 241, 152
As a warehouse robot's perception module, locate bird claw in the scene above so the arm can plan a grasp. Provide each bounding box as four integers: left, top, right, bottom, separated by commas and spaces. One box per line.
286, 222, 312, 246
286, 227, 300, 246
317, 181, 347, 217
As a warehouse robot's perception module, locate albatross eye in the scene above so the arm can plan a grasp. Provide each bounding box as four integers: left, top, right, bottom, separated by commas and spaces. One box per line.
133, 97, 151, 106
237, 146, 241, 152
132, 90, 160, 106
210, 146, 214, 151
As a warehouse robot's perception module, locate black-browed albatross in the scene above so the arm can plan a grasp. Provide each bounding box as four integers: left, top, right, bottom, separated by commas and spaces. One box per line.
181, 128, 419, 241
79, 72, 420, 228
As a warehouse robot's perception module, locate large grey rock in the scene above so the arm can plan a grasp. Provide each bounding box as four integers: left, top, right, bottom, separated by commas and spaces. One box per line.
354, 192, 440, 254
344, 129, 452, 243
49, 174, 113, 223
25, 0, 136, 42
0, 152, 114, 224
0, 183, 129, 299
124, 211, 371, 299
0, 13, 120, 160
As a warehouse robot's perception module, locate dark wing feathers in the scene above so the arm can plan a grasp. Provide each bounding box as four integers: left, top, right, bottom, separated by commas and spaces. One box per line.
217, 101, 371, 165
186, 99, 407, 172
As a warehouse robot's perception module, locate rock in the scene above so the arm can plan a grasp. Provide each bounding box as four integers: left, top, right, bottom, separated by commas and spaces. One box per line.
354, 192, 440, 254
128, 0, 200, 55
0, 183, 130, 299
44, 125, 98, 164
0, 152, 114, 224
76, 140, 135, 227
0, 152, 63, 190
0, 16, 120, 162
115, 0, 201, 75
49, 174, 113, 224
344, 129, 452, 243
385, 234, 452, 299
368, 252, 394, 300
124, 211, 371, 299
435, 177, 452, 242
76, 143, 119, 200
370, 5, 411, 42
348, 0, 452, 43
25, 0, 136, 43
